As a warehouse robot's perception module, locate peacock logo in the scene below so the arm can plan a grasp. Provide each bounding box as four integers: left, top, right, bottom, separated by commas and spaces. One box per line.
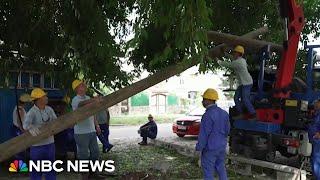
9, 160, 28, 173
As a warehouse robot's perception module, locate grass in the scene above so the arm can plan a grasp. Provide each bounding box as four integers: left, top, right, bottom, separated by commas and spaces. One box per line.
0, 144, 250, 180
102, 144, 249, 180
110, 114, 182, 126
103, 145, 201, 179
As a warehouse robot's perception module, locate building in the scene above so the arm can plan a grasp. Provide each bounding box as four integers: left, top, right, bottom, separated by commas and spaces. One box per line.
109, 67, 232, 116
0, 71, 65, 143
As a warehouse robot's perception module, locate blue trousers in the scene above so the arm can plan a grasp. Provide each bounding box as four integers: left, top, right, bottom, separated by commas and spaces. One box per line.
234, 84, 255, 114
97, 124, 113, 151
66, 128, 77, 153
30, 143, 56, 180
12, 126, 27, 160
312, 141, 320, 179
140, 128, 156, 142
74, 132, 99, 160
54, 129, 68, 157
201, 149, 227, 180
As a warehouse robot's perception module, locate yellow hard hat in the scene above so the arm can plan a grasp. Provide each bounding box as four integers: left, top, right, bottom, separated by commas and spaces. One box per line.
72, 79, 83, 90
30, 88, 47, 100
63, 95, 71, 104
202, 88, 219, 101
19, 93, 32, 103
234, 45, 244, 54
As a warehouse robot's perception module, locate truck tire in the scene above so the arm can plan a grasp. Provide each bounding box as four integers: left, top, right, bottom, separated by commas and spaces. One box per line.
230, 134, 242, 154
278, 146, 295, 158
265, 151, 276, 162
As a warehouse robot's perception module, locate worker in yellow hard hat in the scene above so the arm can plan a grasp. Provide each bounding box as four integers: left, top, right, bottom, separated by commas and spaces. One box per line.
218, 45, 256, 120
13, 93, 32, 132
12, 93, 32, 160
196, 88, 230, 180
23, 88, 57, 179
71, 79, 104, 179
55, 94, 76, 159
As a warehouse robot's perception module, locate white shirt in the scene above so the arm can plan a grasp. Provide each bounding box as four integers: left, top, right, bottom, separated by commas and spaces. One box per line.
219, 57, 253, 86
23, 105, 57, 146
71, 95, 96, 134
12, 106, 26, 128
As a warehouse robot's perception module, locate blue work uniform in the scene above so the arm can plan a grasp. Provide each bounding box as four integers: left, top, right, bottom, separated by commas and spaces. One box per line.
196, 104, 230, 180
96, 110, 113, 152
23, 105, 57, 180
140, 120, 157, 142
219, 57, 255, 114
308, 111, 320, 179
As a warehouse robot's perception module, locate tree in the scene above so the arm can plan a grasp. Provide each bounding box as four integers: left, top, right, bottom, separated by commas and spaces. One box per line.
0, 0, 135, 89
1, 0, 320, 89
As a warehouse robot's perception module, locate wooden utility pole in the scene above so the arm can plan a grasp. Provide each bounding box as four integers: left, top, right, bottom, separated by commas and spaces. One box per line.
207, 30, 283, 53
0, 27, 272, 162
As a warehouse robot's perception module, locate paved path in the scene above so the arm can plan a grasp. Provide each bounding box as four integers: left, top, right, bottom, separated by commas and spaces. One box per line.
109, 123, 176, 140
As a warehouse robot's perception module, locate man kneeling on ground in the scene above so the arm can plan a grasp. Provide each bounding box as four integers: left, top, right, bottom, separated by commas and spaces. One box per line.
138, 114, 157, 145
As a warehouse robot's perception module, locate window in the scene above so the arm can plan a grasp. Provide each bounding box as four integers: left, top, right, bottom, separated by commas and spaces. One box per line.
0, 73, 6, 87
9, 72, 18, 87
21, 72, 30, 88
44, 74, 52, 89
188, 91, 197, 99
32, 73, 41, 87
53, 75, 60, 89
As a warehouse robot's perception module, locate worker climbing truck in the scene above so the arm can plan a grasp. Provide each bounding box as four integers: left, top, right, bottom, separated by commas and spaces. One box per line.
229, 0, 320, 161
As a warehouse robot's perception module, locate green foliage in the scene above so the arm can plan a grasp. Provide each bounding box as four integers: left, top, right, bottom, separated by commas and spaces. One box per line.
128, 0, 212, 72
1, 0, 320, 90
0, 0, 135, 90
130, 92, 149, 106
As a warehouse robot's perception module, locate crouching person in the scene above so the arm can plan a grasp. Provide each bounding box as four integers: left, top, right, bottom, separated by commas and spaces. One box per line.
138, 114, 157, 145
23, 88, 57, 180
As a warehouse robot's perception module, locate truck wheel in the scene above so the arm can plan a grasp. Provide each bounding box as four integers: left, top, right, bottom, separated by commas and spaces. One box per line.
177, 134, 185, 137
278, 146, 295, 158
230, 134, 242, 154
265, 151, 276, 162
243, 147, 254, 158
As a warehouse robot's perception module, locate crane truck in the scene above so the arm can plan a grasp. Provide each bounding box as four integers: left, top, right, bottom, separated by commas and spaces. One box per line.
229, 0, 320, 161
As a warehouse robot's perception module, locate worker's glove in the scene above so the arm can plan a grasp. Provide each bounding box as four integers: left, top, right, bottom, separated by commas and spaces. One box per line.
29, 127, 41, 136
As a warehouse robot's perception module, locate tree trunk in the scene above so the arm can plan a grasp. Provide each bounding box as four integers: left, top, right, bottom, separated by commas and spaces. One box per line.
207, 30, 283, 53
0, 27, 271, 162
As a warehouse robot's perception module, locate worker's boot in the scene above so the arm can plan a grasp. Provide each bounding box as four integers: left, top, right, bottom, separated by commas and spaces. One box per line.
106, 144, 114, 152
138, 141, 147, 145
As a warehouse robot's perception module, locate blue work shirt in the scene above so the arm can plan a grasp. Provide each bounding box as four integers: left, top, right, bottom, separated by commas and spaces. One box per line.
141, 120, 157, 139
196, 104, 230, 151
309, 111, 320, 143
